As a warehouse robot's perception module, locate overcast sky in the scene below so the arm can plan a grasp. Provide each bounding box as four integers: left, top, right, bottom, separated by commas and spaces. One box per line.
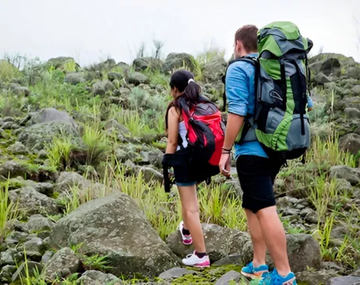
1, 0, 360, 66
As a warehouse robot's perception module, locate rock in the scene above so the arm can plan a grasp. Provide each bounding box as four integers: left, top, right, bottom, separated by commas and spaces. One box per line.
139, 148, 163, 168
353, 266, 360, 276
92, 80, 116, 96
50, 193, 179, 278
42, 250, 55, 264
297, 270, 338, 285
26, 214, 55, 233
133, 57, 162, 72
77, 270, 123, 285
163, 53, 196, 73
9, 187, 59, 216
18, 120, 80, 150
0, 265, 17, 283
44, 247, 80, 282
9, 83, 30, 96
64, 73, 86, 85
159, 268, 196, 280
339, 133, 360, 156
214, 271, 242, 285
335, 179, 352, 194
46, 57, 79, 71
345, 108, 360, 119
0, 248, 16, 266
104, 119, 131, 137
127, 72, 150, 85
212, 254, 242, 266
108, 72, 123, 82
315, 72, 332, 84
330, 166, 360, 186
346, 66, 360, 80
137, 167, 163, 183
166, 223, 253, 264
203, 56, 227, 83
5, 231, 29, 246
23, 237, 44, 253
352, 85, 360, 96
327, 276, 360, 285
0, 161, 28, 178
6, 141, 28, 155
11, 261, 42, 282
305, 209, 319, 224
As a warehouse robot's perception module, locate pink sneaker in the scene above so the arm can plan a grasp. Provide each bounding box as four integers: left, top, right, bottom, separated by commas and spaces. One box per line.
179, 221, 192, 245
182, 251, 210, 267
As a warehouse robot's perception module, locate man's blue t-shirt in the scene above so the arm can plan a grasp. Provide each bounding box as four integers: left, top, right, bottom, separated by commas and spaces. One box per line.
225, 53, 268, 159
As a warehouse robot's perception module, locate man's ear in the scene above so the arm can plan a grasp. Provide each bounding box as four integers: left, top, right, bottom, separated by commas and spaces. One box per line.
236, 40, 243, 54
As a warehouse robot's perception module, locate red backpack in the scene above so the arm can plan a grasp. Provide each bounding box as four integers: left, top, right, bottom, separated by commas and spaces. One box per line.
163, 96, 225, 192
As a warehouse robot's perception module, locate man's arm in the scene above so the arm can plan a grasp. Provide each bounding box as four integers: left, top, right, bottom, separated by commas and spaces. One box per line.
222, 64, 249, 149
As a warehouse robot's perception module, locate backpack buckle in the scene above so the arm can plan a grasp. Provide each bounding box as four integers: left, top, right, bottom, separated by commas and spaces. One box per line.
189, 117, 194, 123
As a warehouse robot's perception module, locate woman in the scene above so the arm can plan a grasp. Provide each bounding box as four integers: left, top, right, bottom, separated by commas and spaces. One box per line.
164, 70, 210, 268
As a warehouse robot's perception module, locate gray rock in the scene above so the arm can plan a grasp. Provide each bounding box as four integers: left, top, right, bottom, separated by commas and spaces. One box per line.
11, 261, 42, 282
9, 187, 59, 216
0, 161, 28, 178
335, 179, 353, 194
203, 56, 227, 83
346, 66, 360, 80
330, 166, 360, 186
46, 57, 79, 71
108, 72, 123, 81
92, 80, 116, 96
327, 276, 360, 285
5, 231, 29, 245
77, 270, 123, 285
345, 108, 360, 119
50, 193, 179, 278
0, 248, 16, 266
158, 267, 196, 280
127, 72, 150, 85
64, 72, 86, 85
139, 148, 163, 168
133, 57, 162, 72
26, 214, 55, 233
352, 85, 360, 96
18, 120, 80, 150
297, 270, 339, 285
44, 247, 80, 282
41, 250, 55, 264
9, 83, 30, 96
339, 133, 360, 156
6, 141, 28, 155
212, 254, 242, 266
23, 237, 44, 253
163, 53, 196, 73
137, 167, 163, 184
104, 119, 131, 137
315, 72, 332, 84
305, 209, 319, 224
0, 265, 17, 283
215, 270, 242, 285
353, 266, 360, 276
27, 108, 77, 127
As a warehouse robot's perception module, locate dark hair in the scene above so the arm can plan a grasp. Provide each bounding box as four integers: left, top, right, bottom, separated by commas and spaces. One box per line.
165, 69, 202, 130
235, 25, 258, 52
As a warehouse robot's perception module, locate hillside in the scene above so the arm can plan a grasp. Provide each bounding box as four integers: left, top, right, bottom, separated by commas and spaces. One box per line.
0, 52, 359, 285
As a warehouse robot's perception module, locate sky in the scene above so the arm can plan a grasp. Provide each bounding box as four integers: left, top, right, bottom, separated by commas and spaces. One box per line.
1, 0, 360, 67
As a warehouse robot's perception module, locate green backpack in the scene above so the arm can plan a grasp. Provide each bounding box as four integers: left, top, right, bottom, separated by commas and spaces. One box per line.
223, 21, 313, 162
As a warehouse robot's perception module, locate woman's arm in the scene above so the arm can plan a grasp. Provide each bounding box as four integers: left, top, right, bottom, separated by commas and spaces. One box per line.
165, 106, 180, 154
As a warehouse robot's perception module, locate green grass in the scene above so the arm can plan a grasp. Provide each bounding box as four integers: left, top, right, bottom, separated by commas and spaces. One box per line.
0, 179, 19, 244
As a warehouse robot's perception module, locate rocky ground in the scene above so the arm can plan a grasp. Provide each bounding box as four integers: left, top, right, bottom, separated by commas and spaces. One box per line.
0, 52, 359, 284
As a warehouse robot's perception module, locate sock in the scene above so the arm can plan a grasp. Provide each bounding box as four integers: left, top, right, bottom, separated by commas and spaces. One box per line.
182, 228, 190, 235
195, 251, 207, 258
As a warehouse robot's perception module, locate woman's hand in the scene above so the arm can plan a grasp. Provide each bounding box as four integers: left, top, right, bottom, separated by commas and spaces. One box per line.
219, 153, 231, 177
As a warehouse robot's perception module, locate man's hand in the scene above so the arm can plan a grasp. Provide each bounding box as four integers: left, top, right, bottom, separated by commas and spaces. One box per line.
219, 153, 231, 177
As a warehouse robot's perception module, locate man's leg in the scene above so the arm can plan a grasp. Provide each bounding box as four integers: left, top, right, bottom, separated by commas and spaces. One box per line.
245, 209, 267, 267
256, 206, 291, 277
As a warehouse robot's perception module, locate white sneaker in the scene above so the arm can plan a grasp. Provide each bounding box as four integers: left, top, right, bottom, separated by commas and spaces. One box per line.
178, 221, 193, 245
182, 251, 210, 267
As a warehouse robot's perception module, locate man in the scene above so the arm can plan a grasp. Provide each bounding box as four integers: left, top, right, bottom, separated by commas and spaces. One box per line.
219, 25, 297, 285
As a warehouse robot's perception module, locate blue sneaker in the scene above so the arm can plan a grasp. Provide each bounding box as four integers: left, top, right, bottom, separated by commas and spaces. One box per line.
241, 262, 269, 279
258, 268, 297, 285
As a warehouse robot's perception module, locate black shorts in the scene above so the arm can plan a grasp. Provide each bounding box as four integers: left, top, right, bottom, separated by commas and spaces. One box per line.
236, 155, 283, 213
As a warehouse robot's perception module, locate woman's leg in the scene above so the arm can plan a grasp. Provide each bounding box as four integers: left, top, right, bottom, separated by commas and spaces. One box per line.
178, 184, 206, 253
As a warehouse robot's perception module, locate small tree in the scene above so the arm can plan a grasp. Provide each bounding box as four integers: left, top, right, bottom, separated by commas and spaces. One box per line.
153, 39, 164, 60
137, 42, 146, 58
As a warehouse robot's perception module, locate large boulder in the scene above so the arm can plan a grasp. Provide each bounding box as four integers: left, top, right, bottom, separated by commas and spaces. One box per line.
64, 73, 86, 85
327, 276, 360, 285
339, 133, 360, 156
26, 108, 77, 128
167, 224, 320, 273
133, 57, 163, 72
77, 270, 122, 285
330, 166, 360, 186
50, 193, 179, 278
127, 72, 150, 85
45, 57, 80, 72
203, 56, 227, 83
162, 53, 197, 73
346, 66, 360, 80
92, 80, 115, 96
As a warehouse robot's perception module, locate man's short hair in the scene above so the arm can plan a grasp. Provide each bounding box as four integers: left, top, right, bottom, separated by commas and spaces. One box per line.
235, 25, 258, 52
